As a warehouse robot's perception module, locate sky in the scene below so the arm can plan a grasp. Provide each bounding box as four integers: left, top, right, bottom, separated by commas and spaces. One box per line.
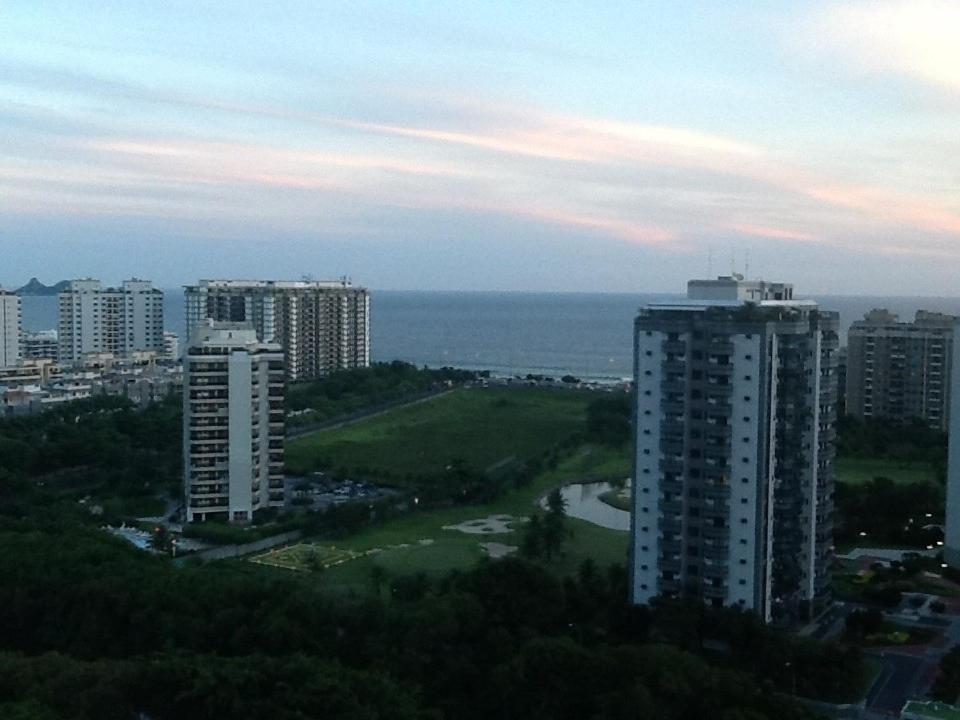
2, 1, 960, 294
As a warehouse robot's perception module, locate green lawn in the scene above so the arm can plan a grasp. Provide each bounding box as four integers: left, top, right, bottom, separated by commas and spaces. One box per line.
285, 387, 594, 479
835, 457, 935, 486
260, 442, 630, 593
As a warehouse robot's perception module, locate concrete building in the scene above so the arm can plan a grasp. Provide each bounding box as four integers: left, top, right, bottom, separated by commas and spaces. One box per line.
846, 309, 954, 430
184, 279, 369, 381
942, 318, 960, 569
163, 331, 180, 360
22, 329, 58, 361
183, 321, 285, 523
629, 275, 839, 623
58, 279, 164, 364
0, 289, 21, 367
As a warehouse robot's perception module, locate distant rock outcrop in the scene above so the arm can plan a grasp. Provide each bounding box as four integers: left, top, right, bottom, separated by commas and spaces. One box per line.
16, 278, 71, 296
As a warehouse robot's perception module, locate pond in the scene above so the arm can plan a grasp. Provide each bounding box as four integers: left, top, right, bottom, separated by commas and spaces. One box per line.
541, 480, 630, 531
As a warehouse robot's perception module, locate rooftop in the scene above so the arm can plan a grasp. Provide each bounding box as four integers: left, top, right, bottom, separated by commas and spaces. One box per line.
189, 278, 356, 290
645, 275, 815, 311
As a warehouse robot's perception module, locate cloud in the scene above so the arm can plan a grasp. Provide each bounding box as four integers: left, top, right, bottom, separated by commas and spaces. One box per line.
729, 224, 817, 243
816, 1, 960, 93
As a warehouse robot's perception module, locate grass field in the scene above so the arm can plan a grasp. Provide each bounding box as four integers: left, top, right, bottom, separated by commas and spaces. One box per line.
284, 387, 592, 478
256, 442, 631, 593
835, 457, 936, 486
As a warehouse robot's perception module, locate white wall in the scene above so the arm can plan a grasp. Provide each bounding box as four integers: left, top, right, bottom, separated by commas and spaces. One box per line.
228, 351, 253, 521
728, 334, 762, 610
0, 293, 20, 367
945, 319, 960, 566
631, 328, 664, 603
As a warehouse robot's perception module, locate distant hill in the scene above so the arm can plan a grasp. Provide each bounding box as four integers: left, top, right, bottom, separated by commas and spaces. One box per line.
16, 278, 71, 296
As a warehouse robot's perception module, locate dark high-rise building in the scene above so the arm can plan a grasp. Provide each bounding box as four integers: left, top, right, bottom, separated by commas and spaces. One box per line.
629, 276, 839, 623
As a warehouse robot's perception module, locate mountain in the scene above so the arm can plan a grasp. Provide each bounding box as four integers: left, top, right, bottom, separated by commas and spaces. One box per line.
16, 278, 71, 296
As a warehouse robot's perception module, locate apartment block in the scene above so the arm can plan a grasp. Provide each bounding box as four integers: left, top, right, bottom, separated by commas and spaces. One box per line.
163, 331, 180, 360
183, 321, 285, 523
846, 309, 953, 430
58, 279, 164, 363
184, 279, 369, 382
22, 330, 58, 361
630, 276, 839, 623
0, 289, 21, 367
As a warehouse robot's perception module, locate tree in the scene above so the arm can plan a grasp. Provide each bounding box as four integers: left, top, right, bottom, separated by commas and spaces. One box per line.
543, 488, 570, 561
370, 565, 389, 598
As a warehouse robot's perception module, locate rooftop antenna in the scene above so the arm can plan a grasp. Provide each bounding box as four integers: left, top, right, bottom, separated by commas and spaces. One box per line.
745, 249, 750, 280
708, 247, 713, 277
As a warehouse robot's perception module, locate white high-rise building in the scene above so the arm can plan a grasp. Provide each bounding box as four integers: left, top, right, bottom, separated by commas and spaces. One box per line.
58, 279, 164, 363
629, 276, 839, 623
0, 289, 21, 367
183, 321, 285, 523
184, 279, 369, 381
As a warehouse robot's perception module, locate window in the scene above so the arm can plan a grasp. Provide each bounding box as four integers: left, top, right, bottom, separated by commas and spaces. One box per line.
641, 545, 648, 552
742, 457, 749, 464
743, 437, 750, 443
740, 538, 748, 545
744, 395, 751, 401
646, 350, 652, 356
740, 518, 748, 524
739, 579, 746, 585
745, 354, 752, 360
744, 375, 752, 381
741, 498, 748, 504
743, 416, 750, 422
644, 370, 652, 376
643, 449, 650, 455
644, 410, 651, 415
739, 559, 747, 565
641, 564, 648, 571
640, 583, 648, 590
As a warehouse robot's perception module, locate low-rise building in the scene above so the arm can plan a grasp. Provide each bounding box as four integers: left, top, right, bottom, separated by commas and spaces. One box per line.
22, 329, 59, 361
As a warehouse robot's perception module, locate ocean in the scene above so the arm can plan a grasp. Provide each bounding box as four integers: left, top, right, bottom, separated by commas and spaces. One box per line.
21, 291, 960, 381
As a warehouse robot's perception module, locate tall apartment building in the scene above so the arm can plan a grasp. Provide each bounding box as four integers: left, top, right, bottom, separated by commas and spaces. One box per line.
184, 279, 369, 381
0, 289, 21, 367
22, 330, 58, 361
183, 321, 285, 523
846, 309, 953, 430
58, 279, 164, 363
629, 276, 839, 623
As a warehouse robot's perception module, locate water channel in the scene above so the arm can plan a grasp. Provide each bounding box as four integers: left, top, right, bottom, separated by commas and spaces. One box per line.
541, 480, 631, 531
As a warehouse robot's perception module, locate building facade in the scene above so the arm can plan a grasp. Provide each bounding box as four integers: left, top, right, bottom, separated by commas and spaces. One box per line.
0, 289, 21, 367
22, 330, 58, 361
184, 279, 369, 381
163, 331, 180, 360
846, 309, 953, 430
58, 279, 164, 363
629, 276, 839, 623
183, 321, 285, 523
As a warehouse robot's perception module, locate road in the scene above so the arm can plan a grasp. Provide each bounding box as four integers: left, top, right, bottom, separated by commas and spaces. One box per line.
864, 652, 932, 717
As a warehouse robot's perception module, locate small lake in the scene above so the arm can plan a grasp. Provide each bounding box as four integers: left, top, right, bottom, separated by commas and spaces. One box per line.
542, 480, 630, 532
